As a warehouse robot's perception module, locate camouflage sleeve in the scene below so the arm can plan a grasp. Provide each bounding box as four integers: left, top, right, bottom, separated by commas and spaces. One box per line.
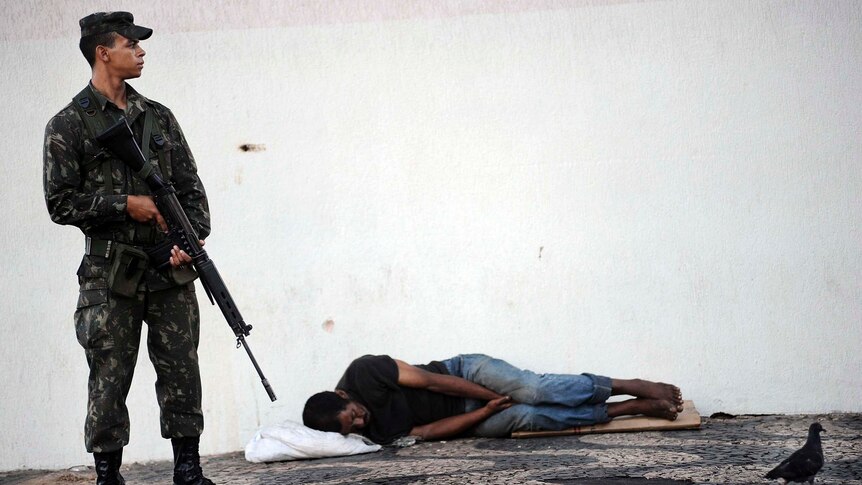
43, 108, 128, 229
163, 108, 211, 240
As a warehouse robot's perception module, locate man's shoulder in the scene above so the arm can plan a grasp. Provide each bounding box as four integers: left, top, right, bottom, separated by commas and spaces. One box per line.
47, 101, 79, 124
128, 86, 173, 117
349, 354, 395, 367
143, 97, 173, 115
141, 97, 182, 133
342, 355, 398, 381
48, 83, 99, 125
45, 101, 84, 139
338, 355, 400, 396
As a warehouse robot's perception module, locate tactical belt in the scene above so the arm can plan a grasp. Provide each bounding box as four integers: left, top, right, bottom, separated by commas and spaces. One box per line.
85, 236, 113, 258
85, 237, 151, 257
85, 236, 170, 268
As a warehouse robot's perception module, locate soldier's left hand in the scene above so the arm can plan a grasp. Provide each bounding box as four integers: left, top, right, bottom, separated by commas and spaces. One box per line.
170, 240, 205, 268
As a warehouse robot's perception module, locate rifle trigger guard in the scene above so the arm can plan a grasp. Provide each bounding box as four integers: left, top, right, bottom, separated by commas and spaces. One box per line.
236, 338, 241, 349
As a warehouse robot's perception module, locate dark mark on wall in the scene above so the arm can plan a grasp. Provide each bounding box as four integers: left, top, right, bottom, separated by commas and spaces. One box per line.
239, 143, 266, 152
539, 246, 544, 259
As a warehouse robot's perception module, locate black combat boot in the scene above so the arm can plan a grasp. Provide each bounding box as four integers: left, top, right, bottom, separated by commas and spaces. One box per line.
93, 449, 125, 485
172, 437, 215, 485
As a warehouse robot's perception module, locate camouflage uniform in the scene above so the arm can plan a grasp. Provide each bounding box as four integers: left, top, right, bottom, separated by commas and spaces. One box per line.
43, 82, 211, 453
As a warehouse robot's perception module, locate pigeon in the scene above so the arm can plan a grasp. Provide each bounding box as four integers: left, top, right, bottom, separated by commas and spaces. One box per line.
765, 422, 825, 483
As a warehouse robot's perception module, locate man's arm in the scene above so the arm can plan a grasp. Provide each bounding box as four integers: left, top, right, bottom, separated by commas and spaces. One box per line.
409, 396, 512, 441
44, 110, 167, 231
43, 111, 129, 229
394, 359, 505, 401
161, 109, 210, 240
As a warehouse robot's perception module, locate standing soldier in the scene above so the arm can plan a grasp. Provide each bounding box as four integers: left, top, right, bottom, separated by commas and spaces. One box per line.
43, 12, 215, 485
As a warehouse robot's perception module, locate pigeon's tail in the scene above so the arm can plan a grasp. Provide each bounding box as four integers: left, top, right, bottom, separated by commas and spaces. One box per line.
765, 468, 780, 479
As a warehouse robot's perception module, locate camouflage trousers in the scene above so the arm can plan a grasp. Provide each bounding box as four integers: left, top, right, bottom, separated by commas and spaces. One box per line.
74, 275, 204, 453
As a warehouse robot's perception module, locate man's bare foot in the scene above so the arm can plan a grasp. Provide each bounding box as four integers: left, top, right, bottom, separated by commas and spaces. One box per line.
611, 378, 683, 411
607, 398, 679, 421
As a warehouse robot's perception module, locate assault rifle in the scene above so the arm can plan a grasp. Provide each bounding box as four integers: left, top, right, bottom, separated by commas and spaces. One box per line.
97, 118, 277, 402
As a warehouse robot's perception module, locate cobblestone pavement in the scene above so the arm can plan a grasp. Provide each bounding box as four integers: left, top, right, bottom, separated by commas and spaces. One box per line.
4, 413, 860, 484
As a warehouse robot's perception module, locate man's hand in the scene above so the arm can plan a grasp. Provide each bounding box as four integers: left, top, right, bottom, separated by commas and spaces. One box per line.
170, 240, 205, 268
484, 396, 513, 414
127, 195, 167, 232
409, 395, 514, 441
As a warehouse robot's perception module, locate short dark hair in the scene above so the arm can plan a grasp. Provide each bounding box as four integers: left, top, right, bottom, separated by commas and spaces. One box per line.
303, 391, 349, 433
79, 31, 117, 67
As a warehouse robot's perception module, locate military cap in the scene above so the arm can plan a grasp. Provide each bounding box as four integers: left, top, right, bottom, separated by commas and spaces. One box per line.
79, 11, 152, 40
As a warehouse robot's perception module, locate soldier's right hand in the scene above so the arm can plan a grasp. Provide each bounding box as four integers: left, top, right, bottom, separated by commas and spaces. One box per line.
127, 195, 167, 232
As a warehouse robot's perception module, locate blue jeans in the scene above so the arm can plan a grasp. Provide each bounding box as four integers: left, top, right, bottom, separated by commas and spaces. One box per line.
440, 354, 612, 437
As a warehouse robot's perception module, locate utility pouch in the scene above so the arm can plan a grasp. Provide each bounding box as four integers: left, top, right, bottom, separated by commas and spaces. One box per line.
171, 265, 199, 286
107, 244, 148, 297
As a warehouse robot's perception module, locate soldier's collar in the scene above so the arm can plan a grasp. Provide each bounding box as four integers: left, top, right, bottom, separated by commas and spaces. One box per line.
87, 82, 151, 112
125, 83, 153, 110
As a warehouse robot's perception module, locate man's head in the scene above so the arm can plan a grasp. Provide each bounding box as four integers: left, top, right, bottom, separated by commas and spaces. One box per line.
303, 390, 371, 435
78, 12, 152, 70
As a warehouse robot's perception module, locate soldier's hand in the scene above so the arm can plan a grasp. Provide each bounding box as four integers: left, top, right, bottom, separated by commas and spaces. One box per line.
170, 240, 205, 268
127, 195, 167, 232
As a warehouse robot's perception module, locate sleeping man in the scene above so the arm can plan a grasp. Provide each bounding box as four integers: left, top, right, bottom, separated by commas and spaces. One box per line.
302, 354, 684, 444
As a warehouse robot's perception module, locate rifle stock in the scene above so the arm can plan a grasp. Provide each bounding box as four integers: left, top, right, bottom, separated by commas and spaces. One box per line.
97, 118, 277, 402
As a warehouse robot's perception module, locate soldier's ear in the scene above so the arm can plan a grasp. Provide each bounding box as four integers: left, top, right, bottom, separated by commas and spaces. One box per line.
96, 45, 110, 63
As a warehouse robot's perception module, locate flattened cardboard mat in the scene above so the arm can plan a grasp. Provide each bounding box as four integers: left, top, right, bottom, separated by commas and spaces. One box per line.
512, 400, 701, 439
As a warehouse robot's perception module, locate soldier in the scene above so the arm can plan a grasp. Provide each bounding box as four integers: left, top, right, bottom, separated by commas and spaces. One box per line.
43, 12, 215, 485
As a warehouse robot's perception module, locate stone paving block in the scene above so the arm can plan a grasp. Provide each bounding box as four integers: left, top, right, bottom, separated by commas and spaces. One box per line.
3, 413, 860, 484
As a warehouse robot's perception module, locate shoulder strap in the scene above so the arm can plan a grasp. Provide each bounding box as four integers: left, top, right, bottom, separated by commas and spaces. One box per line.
72, 85, 113, 141
142, 107, 172, 182
141, 109, 155, 162
72, 85, 115, 194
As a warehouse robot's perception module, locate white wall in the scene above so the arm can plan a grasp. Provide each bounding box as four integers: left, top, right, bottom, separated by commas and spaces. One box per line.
1, 0, 860, 471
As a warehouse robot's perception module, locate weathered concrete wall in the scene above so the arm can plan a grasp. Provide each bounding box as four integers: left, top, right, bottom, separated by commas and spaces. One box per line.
1, 0, 860, 471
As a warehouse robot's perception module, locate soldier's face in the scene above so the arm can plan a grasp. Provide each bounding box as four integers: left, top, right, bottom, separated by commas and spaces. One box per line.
101, 34, 146, 79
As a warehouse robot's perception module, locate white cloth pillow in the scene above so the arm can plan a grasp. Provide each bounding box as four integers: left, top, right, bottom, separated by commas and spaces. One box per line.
244, 420, 382, 462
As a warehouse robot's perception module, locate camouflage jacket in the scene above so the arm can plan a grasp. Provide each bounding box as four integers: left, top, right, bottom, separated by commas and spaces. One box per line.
43, 83, 211, 288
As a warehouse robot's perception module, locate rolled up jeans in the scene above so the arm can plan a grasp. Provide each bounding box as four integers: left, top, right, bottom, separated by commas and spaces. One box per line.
440, 354, 612, 437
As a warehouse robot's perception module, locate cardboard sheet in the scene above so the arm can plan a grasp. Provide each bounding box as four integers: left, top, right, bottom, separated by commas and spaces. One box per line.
511, 400, 701, 439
